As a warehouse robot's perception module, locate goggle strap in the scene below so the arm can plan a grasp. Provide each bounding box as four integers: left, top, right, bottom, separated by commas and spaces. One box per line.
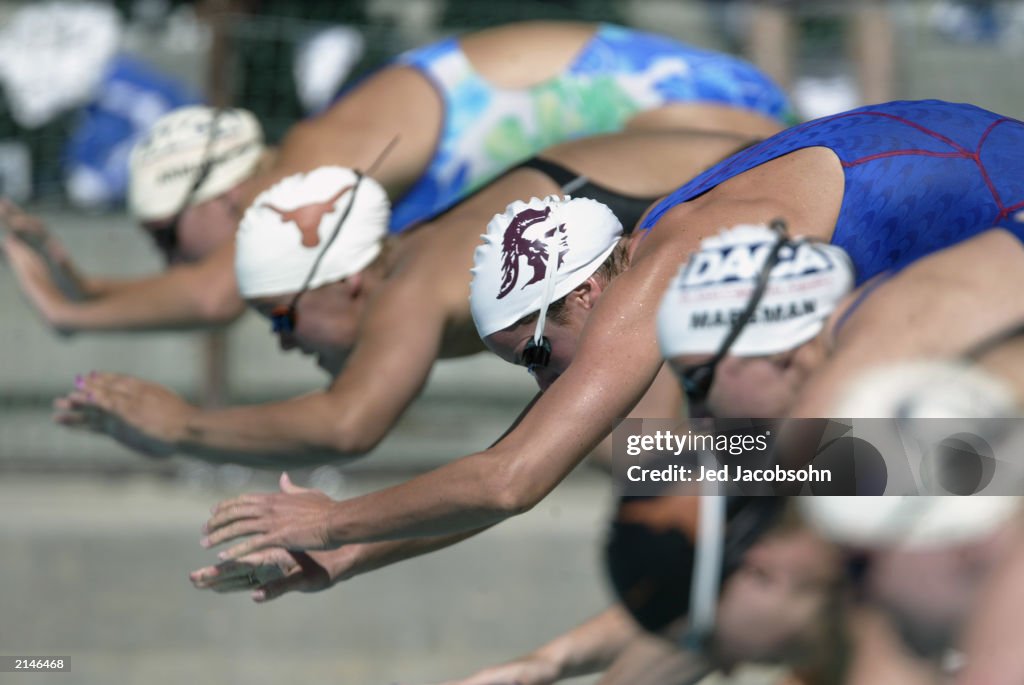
532, 233, 561, 346
686, 483, 726, 644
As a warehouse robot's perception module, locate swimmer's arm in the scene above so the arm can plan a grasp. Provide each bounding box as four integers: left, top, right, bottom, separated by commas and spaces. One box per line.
445, 606, 639, 685
173, 260, 454, 463
597, 631, 713, 685
303, 246, 673, 543
193, 526, 492, 600
12, 240, 244, 333
531, 606, 639, 681
200, 195, 802, 554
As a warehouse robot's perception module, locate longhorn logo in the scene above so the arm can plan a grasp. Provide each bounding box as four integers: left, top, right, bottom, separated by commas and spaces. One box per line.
497, 206, 568, 300
264, 185, 352, 247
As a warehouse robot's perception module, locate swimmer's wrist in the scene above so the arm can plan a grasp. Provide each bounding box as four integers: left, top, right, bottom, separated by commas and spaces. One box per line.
323, 503, 351, 549
525, 644, 567, 681
322, 545, 362, 584
173, 405, 207, 450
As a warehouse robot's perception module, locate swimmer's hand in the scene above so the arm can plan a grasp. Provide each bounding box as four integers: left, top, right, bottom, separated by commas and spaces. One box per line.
0, 200, 88, 305
52, 371, 197, 457
1, 230, 77, 336
202, 473, 336, 560
0, 199, 66, 261
189, 547, 352, 603
432, 654, 561, 685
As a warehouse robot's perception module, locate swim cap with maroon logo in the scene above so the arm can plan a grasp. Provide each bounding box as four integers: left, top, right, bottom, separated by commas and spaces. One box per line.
235, 166, 390, 298
658, 224, 856, 358
470, 195, 623, 338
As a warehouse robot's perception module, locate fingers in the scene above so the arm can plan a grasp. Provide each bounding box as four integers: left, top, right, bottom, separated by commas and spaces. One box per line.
200, 516, 269, 549
219, 533, 277, 562
204, 495, 268, 533
251, 572, 303, 603
0, 199, 43, 234
190, 548, 317, 603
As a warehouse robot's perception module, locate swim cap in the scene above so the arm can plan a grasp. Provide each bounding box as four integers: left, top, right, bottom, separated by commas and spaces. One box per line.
831, 360, 1019, 420
801, 496, 1019, 550
235, 166, 391, 298
128, 106, 264, 221
470, 195, 623, 338
658, 224, 855, 359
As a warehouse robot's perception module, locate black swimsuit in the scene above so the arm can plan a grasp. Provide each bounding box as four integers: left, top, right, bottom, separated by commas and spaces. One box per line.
514, 156, 660, 234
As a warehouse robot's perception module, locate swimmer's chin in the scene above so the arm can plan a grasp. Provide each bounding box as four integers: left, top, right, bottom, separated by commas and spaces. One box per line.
316, 355, 343, 376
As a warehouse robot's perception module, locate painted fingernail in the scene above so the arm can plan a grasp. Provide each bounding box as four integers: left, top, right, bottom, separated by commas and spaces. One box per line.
199, 537, 210, 547
218, 552, 228, 560
252, 590, 266, 602
74, 375, 83, 389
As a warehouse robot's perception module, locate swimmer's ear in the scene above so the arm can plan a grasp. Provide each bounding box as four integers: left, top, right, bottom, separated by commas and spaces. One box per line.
339, 272, 364, 300
565, 276, 605, 312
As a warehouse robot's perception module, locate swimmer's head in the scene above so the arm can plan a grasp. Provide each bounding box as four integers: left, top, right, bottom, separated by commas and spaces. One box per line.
605, 495, 842, 669
129, 106, 265, 263
657, 223, 855, 417
470, 195, 629, 390
235, 166, 392, 375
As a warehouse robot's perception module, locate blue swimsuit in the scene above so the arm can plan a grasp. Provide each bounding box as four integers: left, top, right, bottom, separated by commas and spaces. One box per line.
387, 24, 793, 232
641, 100, 1024, 285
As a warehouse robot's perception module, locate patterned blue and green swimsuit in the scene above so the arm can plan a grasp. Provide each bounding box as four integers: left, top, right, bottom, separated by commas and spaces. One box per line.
389, 24, 793, 231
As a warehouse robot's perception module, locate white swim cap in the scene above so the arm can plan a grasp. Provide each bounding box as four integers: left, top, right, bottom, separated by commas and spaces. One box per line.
801, 496, 1020, 550
128, 105, 264, 221
235, 166, 391, 299
658, 224, 855, 359
470, 195, 623, 338
832, 360, 1019, 420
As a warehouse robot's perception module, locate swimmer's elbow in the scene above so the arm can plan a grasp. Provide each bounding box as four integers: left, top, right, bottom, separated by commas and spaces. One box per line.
488, 457, 546, 517
193, 284, 245, 325
326, 412, 385, 457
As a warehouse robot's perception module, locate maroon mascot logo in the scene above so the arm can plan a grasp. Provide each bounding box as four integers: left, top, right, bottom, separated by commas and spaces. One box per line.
264, 185, 352, 248
497, 206, 568, 300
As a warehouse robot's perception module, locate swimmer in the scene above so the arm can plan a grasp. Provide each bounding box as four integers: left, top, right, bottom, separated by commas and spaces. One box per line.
657, 224, 1024, 419
195, 100, 1024, 574
2, 21, 788, 336
55, 129, 757, 462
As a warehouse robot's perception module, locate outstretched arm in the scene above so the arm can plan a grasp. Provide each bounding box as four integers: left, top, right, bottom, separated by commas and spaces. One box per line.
438, 606, 638, 685
3, 231, 244, 334
56, 254, 460, 464
191, 522, 493, 602
198, 193, 802, 559
201, 237, 680, 557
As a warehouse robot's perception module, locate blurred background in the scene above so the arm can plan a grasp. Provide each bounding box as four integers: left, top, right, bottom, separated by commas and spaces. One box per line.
1, 1, 1022, 683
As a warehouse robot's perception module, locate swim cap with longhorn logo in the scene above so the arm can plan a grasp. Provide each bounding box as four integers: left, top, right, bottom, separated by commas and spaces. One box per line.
235, 166, 390, 298
128, 106, 264, 221
470, 195, 624, 338
658, 224, 856, 358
